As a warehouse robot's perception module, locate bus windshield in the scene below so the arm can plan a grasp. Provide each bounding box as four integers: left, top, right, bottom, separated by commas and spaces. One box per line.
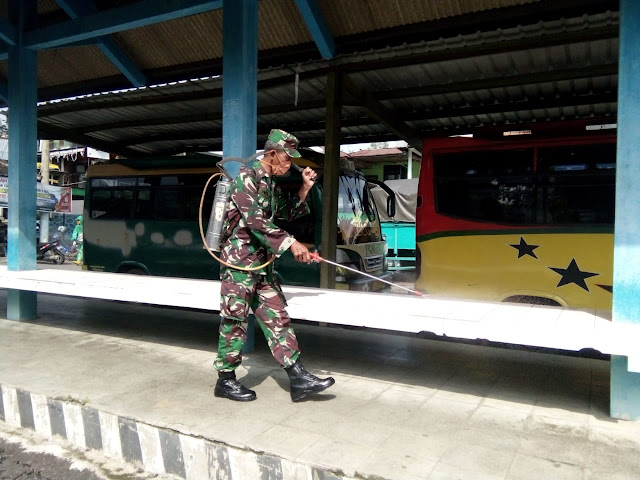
337, 173, 381, 244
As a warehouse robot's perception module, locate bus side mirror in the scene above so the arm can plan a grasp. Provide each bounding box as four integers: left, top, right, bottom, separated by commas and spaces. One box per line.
387, 197, 396, 218
368, 180, 396, 219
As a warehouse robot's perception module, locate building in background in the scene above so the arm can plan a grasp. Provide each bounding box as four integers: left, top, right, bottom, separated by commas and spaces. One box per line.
37, 141, 110, 216
342, 146, 421, 182
309, 141, 422, 182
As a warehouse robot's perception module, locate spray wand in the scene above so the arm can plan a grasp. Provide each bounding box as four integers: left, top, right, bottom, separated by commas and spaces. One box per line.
308, 252, 423, 296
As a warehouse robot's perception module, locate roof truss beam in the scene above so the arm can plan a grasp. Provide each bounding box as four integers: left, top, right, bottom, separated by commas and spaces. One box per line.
107, 116, 375, 149
35, 24, 617, 115
340, 25, 618, 74
342, 76, 425, 150
405, 92, 617, 123
0, 16, 17, 46
55, 0, 146, 87
63, 63, 617, 134
377, 64, 619, 100
71, 90, 615, 150
24, 0, 224, 50
37, 122, 141, 157
0, 38, 99, 61
421, 116, 617, 139
294, 0, 335, 59
73, 100, 330, 134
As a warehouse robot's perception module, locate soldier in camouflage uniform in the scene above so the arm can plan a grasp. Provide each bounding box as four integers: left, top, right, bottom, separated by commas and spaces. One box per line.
214, 129, 335, 402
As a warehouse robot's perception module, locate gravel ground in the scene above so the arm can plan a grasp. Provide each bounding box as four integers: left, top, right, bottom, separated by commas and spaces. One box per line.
0, 423, 171, 480
0, 436, 105, 480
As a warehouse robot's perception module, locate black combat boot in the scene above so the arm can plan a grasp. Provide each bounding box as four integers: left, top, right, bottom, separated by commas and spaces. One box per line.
285, 359, 335, 402
214, 371, 257, 402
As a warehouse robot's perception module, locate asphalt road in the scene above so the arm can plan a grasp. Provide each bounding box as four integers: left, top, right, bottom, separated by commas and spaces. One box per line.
0, 256, 81, 272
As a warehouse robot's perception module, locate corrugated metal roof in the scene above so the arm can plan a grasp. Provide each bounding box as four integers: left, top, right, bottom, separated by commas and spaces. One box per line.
0, 0, 614, 97
34, 7, 618, 156
0, 0, 616, 156
318, 0, 539, 36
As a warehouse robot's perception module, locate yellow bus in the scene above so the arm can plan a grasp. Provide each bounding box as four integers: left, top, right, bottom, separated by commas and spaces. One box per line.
415, 123, 615, 309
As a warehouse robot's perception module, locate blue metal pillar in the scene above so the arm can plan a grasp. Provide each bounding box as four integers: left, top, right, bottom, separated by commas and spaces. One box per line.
222, 0, 258, 176
611, 0, 640, 420
6, 0, 38, 320
222, 0, 258, 352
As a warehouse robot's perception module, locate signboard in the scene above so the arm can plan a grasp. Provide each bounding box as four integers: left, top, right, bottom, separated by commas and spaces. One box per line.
0, 176, 72, 213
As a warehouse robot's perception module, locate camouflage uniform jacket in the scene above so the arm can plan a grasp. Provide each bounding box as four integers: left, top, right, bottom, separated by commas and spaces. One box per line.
220, 160, 310, 271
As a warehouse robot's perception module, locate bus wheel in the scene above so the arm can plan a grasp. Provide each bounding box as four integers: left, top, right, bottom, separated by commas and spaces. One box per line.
503, 295, 561, 307
126, 268, 147, 275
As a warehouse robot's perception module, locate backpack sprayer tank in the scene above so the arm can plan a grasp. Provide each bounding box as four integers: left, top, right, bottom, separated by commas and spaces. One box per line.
204, 151, 273, 252
205, 169, 232, 252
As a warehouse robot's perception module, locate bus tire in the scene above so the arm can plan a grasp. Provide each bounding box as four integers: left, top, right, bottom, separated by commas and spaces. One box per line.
502, 295, 561, 307
126, 267, 147, 275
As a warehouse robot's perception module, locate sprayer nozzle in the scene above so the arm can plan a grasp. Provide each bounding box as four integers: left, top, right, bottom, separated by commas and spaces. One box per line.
290, 163, 304, 173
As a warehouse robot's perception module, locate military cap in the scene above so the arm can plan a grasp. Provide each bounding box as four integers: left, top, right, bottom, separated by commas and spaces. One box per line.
268, 129, 301, 158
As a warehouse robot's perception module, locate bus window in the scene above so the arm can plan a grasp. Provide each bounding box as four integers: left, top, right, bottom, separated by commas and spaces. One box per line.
538, 144, 616, 225
434, 149, 534, 224
154, 189, 186, 220
135, 189, 153, 219
89, 185, 134, 219
90, 190, 110, 219
111, 190, 134, 219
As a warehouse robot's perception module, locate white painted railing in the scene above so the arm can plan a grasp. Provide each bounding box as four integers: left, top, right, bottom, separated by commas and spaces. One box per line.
0, 266, 638, 372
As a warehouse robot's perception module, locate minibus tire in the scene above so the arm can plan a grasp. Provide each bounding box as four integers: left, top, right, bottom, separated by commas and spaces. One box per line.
126, 267, 147, 275
503, 295, 560, 307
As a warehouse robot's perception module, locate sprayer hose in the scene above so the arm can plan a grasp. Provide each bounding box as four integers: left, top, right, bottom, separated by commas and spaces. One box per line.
198, 172, 276, 272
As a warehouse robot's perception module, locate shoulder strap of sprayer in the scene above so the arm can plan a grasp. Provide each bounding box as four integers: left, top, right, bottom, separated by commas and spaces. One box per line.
204, 151, 267, 255
216, 150, 265, 181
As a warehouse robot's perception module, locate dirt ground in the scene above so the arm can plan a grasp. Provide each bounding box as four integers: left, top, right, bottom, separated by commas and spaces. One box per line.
0, 436, 105, 480
0, 423, 172, 480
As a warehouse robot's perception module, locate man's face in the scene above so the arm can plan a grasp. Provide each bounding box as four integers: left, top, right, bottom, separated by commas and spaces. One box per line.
271, 149, 292, 176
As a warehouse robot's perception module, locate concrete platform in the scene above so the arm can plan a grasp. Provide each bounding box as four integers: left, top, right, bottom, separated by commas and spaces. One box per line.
0, 290, 638, 479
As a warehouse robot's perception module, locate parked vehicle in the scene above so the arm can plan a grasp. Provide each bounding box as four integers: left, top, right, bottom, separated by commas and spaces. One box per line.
416, 125, 615, 309
53, 230, 77, 260
36, 239, 65, 264
83, 155, 393, 291
371, 178, 418, 271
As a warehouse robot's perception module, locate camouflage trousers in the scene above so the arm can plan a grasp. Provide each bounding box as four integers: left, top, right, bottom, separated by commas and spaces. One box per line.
214, 268, 300, 372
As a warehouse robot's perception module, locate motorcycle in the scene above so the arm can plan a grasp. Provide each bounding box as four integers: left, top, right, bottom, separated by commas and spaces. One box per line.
36, 239, 66, 264
53, 230, 77, 261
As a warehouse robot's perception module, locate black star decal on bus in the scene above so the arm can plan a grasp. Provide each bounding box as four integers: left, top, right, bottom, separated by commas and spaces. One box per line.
509, 237, 539, 259
548, 259, 598, 291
